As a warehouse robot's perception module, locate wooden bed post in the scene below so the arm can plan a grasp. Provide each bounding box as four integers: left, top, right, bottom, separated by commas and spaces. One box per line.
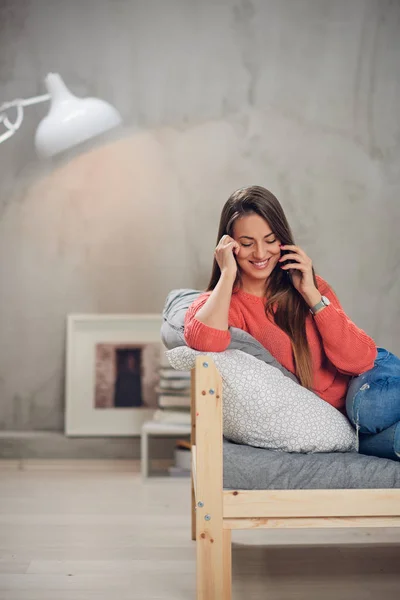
192, 355, 230, 600
190, 367, 196, 542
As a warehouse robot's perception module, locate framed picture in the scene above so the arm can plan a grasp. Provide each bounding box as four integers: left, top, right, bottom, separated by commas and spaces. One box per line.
65, 314, 163, 436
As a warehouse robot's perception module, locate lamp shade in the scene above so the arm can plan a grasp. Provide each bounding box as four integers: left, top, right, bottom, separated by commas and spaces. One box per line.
35, 73, 122, 158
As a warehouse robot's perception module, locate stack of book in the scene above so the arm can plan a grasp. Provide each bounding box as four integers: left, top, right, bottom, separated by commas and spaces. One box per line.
153, 364, 191, 426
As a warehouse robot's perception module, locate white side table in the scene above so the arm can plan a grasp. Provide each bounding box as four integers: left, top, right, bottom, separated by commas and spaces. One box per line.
141, 420, 191, 477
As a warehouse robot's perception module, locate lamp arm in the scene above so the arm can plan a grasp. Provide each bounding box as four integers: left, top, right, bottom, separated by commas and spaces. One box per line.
0, 93, 50, 144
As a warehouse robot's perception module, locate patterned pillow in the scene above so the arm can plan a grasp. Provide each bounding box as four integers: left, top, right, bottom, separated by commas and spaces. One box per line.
166, 347, 357, 454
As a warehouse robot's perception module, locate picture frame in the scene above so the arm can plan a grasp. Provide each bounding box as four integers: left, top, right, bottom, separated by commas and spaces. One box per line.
65, 314, 163, 436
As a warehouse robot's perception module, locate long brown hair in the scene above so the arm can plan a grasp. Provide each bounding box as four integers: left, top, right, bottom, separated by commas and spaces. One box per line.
207, 186, 317, 389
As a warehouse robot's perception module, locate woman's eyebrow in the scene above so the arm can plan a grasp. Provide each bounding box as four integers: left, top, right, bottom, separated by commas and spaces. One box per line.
238, 233, 274, 240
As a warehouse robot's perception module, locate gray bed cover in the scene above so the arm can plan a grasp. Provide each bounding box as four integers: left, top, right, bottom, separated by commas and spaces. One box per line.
223, 438, 400, 489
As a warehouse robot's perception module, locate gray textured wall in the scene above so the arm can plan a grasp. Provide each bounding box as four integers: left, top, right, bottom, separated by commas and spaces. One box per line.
0, 0, 399, 433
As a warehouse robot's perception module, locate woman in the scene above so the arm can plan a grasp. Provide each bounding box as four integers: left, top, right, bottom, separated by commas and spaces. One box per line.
184, 186, 400, 461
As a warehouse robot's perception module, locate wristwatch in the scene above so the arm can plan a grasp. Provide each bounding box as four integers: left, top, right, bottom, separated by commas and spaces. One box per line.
310, 295, 330, 315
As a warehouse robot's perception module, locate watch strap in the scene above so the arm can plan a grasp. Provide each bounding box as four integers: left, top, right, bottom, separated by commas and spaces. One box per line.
310, 295, 330, 315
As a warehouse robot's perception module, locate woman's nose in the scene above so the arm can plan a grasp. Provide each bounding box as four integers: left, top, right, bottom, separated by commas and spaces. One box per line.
253, 244, 267, 259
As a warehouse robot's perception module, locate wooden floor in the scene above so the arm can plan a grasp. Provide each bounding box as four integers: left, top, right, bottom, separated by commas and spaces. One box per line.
1, 460, 400, 600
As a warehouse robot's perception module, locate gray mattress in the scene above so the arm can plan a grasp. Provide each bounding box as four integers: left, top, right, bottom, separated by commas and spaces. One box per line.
223, 439, 400, 489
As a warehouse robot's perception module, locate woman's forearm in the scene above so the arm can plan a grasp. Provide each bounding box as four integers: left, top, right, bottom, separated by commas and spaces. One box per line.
195, 271, 236, 330
313, 292, 377, 375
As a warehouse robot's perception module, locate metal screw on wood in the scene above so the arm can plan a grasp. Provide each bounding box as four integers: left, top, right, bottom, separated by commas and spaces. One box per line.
202, 362, 209, 368
197, 501, 204, 508
209, 389, 215, 395
204, 514, 211, 521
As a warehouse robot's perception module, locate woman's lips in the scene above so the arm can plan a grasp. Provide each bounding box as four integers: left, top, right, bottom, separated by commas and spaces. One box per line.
250, 258, 269, 270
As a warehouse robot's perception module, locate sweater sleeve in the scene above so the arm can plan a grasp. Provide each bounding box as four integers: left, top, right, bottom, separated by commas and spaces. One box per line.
313, 276, 377, 376
184, 293, 244, 352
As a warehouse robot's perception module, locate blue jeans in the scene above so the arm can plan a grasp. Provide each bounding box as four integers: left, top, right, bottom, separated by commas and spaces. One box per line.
346, 348, 400, 461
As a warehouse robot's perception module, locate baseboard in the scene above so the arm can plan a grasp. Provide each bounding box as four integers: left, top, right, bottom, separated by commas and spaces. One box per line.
0, 431, 177, 459
0, 458, 173, 471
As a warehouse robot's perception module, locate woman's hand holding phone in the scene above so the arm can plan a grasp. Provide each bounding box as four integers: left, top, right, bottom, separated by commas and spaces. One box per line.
279, 244, 321, 306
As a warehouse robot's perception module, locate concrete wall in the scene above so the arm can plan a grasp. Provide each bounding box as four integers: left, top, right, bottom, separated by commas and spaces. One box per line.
1, 0, 399, 436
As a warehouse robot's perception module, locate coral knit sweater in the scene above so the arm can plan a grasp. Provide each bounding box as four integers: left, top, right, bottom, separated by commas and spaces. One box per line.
184, 275, 377, 411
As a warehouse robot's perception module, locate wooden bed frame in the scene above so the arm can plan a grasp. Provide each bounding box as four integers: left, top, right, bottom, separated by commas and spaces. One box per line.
190, 355, 400, 600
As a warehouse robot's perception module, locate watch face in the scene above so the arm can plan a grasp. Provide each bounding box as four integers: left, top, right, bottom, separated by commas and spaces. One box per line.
322, 296, 330, 305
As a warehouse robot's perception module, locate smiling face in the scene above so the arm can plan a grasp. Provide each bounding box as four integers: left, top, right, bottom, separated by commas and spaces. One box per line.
232, 213, 281, 294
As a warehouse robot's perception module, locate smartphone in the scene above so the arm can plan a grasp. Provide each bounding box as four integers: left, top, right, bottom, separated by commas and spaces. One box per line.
280, 248, 293, 266
280, 248, 298, 283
